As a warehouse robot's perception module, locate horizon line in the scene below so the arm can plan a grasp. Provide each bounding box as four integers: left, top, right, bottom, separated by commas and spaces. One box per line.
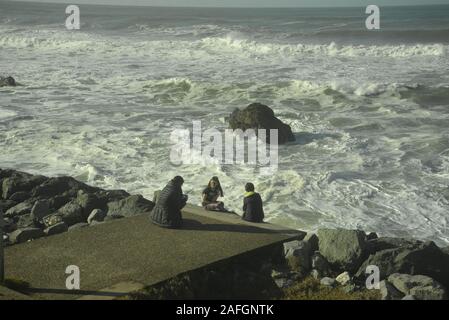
3, 0, 449, 9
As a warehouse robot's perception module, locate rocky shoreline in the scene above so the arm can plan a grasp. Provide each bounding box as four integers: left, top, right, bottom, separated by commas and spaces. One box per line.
1, 168, 449, 300
1, 168, 154, 245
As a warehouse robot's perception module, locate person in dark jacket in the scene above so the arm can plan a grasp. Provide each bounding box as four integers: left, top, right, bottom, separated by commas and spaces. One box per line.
150, 176, 187, 228
242, 183, 264, 223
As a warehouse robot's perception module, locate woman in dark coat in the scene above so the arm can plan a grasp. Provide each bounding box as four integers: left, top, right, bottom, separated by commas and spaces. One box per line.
242, 182, 264, 223
150, 176, 187, 228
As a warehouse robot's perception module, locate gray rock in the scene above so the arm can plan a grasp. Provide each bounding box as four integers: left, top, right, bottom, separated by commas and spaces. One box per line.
87, 208, 106, 224
388, 273, 447, 300
44, 222, 68, 236
379, 280, 404, 300
402, 295, 416, 300
31, 176, 98, 200
304, 233, 319, 252
16, 214, 34, 229
310, 269, 321, 280
42, 213, 63, 228
0, 199, 18, 212
366, 232, 378, 241
320, 277, 336, 287
317, 228, 367, 272
274, 278, 295, 289
107, 194, 155, 217
89, 220, 104, 226
76, 191, 106, 216
68, 222, 89, 231
356, 241, 449, 289
95, 189, 130, 204
9, 191, 30, 203
283, 240, 311, 275
336, 271, 351, 286
5, 201, 33, 218
342, 283, 358, 294
30, 200, 50, 222
441, 246, 449, 255
2, 217, 17, 233
56, 201, 85, 226
228, 103, 295, 144
367, 237, 423, 255
9, 227, 44, 244
311, 252, 330, 275
0, 76, 16, 87
2, 172, 46, 199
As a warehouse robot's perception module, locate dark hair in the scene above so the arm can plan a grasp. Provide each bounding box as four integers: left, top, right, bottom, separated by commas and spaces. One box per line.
172, 176, 184, 186
245, 183, 255, 192
208, 176, 224, 197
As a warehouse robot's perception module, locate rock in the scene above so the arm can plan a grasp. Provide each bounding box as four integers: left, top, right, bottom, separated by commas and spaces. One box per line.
342, 283, 358, 294
5, 201, 33, 218
48, 195, 72, 211
9, 227, 44, 244
274, 278, 295, 289
356, 241, 449, 289
30, 200, 50, 222
283, 240, 311, 275
310, 269, 321, 280
2, 171, 47, 199
0, 199, 18, 212
55, 200, 84, 226
402, 295, 416, 300
304, 233, 319, 252
317, 228, 367, 272
320, 277, 336, 287
311, 252, 330, 275
95, 189, 130, 204
9, 191, 30, 203
87, 209, 106, 224
107, 194, 155, 217
367, 237, 423, 255
228, 103, 295, 144
366, 232, 378, 241
16, 214, 35, 229
379, 280, 404, 300
0, 76, 16, 87
44, 222, 68, 236
388, 273, 447, 300
2, 217, 17, 233
68, 222, 89, 231
336, 271, 351, 286
31, 176, 98, 200
76, 191, 106, 216
441, 246, 449, 255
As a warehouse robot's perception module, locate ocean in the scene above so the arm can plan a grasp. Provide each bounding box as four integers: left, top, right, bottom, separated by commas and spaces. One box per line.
1, 1, 449, 245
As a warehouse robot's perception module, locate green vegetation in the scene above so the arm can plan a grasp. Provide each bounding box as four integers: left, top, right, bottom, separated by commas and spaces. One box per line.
282, 276, 381, 300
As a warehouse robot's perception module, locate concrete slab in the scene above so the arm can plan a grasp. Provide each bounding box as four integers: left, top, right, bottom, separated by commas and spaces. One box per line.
3, 205, 303, 300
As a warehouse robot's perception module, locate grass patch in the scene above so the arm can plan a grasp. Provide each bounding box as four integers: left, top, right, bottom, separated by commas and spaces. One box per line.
282, 276, 381, 300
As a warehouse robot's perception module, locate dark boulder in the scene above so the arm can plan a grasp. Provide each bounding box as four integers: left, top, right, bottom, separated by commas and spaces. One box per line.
228, 103, 295, 144
44, 222, 68, 236
107, 194, 155, 217
95, 189, 130, 204
9, 191, 30, 203
75, 190, 106, 216
31, 176, 99, 200
2, 171, 47, 199
356, 241, 449, 289
0, 199, 18, 213
9, 227, 44, 244
0, 76, 16, 87
5, 201, 34, 218
54, 200, 85, 226
366, 237, 423, 255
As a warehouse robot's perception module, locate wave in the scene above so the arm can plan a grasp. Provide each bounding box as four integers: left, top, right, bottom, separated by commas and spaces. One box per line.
0, 27, 447, 58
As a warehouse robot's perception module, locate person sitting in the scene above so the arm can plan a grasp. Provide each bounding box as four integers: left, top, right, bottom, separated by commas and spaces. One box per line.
242, 182, 264, 223
202, 176, 225, 211
150, 176, 187, 228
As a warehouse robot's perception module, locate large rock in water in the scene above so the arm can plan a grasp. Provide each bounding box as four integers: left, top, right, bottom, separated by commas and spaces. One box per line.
388, 273, 448, 300
355, 241, 449, 290
228, 103, 295, 144
0, 76, 16, 87
317, 228, 368, 273
107, 195, 155, 217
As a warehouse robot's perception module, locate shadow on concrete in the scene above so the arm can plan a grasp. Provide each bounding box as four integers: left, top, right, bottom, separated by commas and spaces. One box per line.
181, 219, 293, 235
23, 287, 127, 297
